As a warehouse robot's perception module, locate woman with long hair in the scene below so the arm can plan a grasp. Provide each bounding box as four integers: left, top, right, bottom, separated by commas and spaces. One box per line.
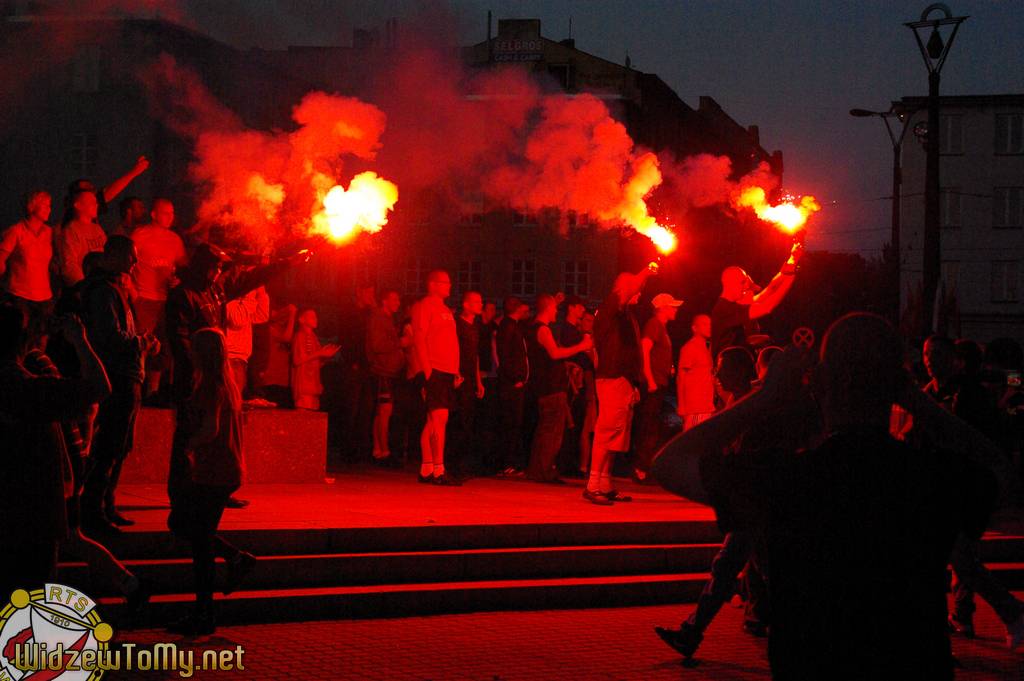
167, 327, 255, 635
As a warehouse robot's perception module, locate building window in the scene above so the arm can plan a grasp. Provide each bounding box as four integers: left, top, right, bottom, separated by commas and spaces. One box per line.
994, 187, 1024, 229
567, 211, 590, 228
938, 114, 963, 155
991, 261, 1019, 303
563, 260, 590, 297
940, 261, 960, 293
456, 260, 481, 297
70, 133, 98, 177
995, 113, 1024, 155
940, 187, 961, 228
405, 257, 426, 296
511, 259, 536, 297
71, 45, 101, 93
512, 211, 537, 226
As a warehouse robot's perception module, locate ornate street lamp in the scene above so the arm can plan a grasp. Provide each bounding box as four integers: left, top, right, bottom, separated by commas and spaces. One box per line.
905, 3, 967, 337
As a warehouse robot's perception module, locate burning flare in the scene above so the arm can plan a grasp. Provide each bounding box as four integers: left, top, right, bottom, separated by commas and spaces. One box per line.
736, 187, 820, 234
310, 171, 398, 244
614, 152, 678, 254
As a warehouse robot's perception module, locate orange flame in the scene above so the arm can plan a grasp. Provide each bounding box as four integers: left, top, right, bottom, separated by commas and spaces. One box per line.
736, 187, 820, 234
614, 152, 678, 254
310, 171, 398, 244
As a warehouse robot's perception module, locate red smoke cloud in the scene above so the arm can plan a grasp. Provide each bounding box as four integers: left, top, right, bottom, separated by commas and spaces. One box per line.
141, 54, 387, 248
659, 152, 780, 212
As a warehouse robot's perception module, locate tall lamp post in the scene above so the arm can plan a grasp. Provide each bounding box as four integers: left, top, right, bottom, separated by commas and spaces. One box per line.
905, 3, 967, 338
850, 106, 911, 324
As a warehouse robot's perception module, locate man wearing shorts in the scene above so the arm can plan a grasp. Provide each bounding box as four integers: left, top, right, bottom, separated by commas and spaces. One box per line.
412, 271, 461, 485
586, 266, 655, 504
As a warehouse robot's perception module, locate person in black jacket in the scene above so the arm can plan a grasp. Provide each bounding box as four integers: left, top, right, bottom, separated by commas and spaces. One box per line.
496, 297, 530, 475
80, 236, 154, 534
165, 242, 305, 506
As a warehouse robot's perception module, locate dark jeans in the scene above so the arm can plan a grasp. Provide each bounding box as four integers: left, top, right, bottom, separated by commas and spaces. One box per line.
951, 533, 1024, 625
527, 392, 569, 481
450, 380, 478, 475
498, 380, 527, 470
685, 531, 768, 632
633, 387, 666, 473
168, 482, 240, 608
82, 380, 141, 518
393, 376, 425, 462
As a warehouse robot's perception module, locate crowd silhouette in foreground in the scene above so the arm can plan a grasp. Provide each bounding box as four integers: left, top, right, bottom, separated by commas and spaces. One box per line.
1, 173, 1024, 676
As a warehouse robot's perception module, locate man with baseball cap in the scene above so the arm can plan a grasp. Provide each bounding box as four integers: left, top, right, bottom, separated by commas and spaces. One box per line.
633, 292, 683, 483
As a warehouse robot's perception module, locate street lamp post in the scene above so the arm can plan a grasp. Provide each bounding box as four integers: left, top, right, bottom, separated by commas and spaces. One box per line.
905, 3, 967, 338
850, 107, 911, 324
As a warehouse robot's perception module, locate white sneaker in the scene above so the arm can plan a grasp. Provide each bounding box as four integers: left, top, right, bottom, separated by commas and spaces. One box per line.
1005, 613, 1024, 650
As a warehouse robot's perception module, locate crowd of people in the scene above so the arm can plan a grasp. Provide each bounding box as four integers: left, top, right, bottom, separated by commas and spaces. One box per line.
2, 165, 1024, 673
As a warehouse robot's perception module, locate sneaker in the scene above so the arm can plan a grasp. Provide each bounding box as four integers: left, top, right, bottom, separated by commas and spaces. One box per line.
1006, 612, 1024, 650
582, 489, 613, 506
167, 612, 216, 637
106, 509, 135, 527
223, 551, 257, 596
602, 490, 632, 502
431, 473, 462, 487
948, 614, 976, 639
417, 473, 433, 483
654, 622, 703, 658
224, 496, 249, 509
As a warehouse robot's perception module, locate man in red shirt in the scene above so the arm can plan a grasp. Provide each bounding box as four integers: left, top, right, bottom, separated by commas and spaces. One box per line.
0, 190, 54, 328
412, 270, 461, 486
677, 314, 715, 431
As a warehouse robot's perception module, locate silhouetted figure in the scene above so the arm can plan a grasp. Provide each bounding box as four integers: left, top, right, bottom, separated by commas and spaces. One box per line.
167, 328, 255, 636
80, 236, 153, 534
633, 292, 682, 482
367, 290, 406, 466
0, 306, 110, 595
496, 297, 531, 475
452, 291, 484, 476
711, 242, 803, 358
655, 313, 1006, 680
525, 294, 591, 483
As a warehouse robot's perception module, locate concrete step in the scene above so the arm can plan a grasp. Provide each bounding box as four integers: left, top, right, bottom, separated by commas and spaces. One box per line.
94, 520, 725, 560
102, 573, 713, 625
61, 543, 725, 596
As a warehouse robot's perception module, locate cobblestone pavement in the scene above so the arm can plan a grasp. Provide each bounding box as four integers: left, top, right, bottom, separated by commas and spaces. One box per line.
109, 597, 1024, 680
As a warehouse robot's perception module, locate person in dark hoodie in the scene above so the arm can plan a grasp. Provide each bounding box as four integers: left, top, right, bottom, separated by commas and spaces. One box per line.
79, 235, 154, 534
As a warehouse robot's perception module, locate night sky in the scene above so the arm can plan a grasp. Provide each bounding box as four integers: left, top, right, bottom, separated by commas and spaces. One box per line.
179, 0, 1024, 256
